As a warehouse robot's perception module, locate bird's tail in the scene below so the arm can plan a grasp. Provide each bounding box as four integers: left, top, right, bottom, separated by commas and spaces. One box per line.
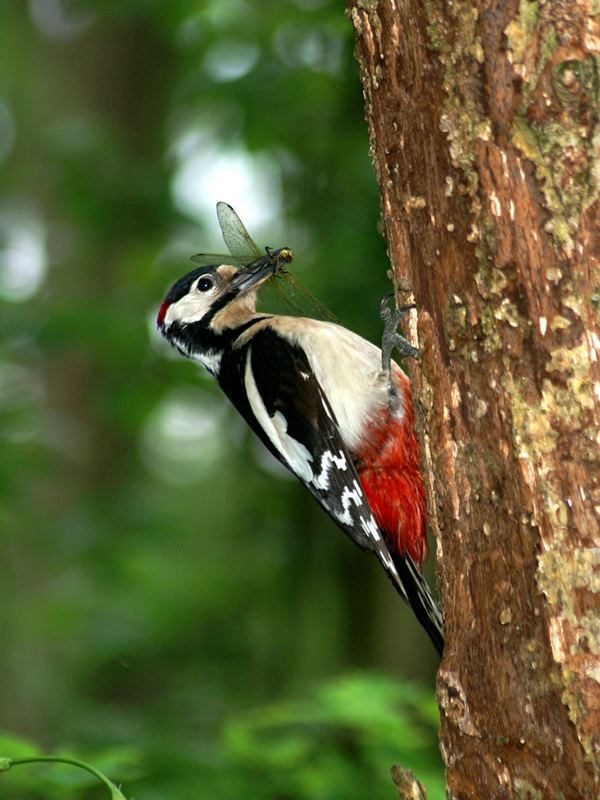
392, 554, 444, 655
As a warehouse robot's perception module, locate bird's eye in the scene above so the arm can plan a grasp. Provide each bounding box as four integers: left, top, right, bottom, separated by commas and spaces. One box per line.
197, 277, 214, 292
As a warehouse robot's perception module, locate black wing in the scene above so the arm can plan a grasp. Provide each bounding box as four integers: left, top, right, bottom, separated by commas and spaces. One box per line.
218, 326, 444, 652
392, 554, 444, 654
219, 328, 405, 586
219, 328, 395, 552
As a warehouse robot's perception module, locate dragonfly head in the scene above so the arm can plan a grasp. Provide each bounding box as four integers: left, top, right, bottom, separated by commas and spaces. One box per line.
265, 247, 294, 268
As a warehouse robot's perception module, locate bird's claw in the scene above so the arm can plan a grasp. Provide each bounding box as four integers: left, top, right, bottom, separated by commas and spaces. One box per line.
380, 294, 421, 373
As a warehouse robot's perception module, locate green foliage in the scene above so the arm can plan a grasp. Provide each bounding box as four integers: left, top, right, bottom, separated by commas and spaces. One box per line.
0, 675, 444, 799
0, 0, 443, 796
0, 733, 138, 799
220, 674, 444, 800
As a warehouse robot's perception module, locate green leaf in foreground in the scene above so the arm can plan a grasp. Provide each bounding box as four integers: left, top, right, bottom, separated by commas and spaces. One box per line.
0, 755, 129, 800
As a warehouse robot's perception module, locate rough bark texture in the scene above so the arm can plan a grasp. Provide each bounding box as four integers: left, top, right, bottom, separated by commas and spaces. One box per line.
348, 1, 600, 798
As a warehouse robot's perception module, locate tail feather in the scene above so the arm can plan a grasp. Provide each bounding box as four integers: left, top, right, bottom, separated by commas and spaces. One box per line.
392, 554, 444, 655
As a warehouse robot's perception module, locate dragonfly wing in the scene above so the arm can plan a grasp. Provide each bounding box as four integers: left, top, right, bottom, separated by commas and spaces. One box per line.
216, 201, 262, 259
274, 271, 338, 323
190, 252, 250, 266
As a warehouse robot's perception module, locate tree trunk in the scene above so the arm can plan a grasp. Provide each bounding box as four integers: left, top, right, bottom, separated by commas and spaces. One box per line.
348, 1, 600, 798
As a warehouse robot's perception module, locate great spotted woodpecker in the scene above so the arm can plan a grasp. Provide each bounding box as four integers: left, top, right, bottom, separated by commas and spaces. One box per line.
157, 249, 444, 653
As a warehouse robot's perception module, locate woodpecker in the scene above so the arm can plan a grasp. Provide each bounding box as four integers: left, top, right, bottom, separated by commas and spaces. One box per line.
157, 249, 444, 653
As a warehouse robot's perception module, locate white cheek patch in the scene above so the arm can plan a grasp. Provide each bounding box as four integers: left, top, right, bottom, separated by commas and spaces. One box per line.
244, 349, 313, 482
166, 291, 215, 326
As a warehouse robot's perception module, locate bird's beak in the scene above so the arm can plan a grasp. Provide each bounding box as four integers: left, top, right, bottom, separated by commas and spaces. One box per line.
229, 248, 293, 294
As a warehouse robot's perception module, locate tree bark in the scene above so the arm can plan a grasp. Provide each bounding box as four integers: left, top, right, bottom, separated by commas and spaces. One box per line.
348, 1, 600, 798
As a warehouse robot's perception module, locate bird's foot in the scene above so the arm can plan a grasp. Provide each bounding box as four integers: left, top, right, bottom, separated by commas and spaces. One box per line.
380, 293, 421, 373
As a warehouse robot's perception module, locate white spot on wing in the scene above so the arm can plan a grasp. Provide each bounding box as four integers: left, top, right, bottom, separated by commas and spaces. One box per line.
312, 450, 347, 490
360, 514, 381, 542
334, 483, 361, 526
244, 348, 313, 482
334, 478, 378, 531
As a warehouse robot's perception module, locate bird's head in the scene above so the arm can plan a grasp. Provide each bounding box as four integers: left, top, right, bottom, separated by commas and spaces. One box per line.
157, 248, 292, 336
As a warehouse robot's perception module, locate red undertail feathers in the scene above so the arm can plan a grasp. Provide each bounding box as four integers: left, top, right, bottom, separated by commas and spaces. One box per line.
356, 368, 427, 566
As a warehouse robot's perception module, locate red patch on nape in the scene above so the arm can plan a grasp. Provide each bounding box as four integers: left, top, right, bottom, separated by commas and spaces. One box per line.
157, 300, 170, 328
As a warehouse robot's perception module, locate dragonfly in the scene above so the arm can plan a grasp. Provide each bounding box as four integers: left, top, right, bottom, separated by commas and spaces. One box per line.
192, 201, 293, 272
192, 202, 337, 322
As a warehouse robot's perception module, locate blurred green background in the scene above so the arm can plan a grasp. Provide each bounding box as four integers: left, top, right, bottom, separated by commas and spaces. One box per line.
0, 1, 443, 797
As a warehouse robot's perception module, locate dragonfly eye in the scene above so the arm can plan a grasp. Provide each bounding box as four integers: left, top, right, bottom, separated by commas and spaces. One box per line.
196, 276, 214, 292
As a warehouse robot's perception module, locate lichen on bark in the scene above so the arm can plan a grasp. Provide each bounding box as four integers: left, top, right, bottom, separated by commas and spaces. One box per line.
505, 3, 600, 256
350, 0, 600, 796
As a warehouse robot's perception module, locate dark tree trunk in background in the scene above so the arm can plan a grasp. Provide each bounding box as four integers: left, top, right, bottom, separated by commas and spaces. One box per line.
349, 1, 600, 798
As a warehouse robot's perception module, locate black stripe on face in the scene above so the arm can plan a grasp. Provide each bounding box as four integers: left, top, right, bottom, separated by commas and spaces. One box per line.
166, 315, 270, 361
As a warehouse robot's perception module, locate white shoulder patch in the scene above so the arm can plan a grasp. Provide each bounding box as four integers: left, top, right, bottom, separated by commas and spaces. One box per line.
244, 348, 313, 482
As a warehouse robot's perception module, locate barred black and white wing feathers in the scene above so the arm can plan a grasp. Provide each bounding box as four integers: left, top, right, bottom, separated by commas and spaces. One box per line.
217, 326, 409, 599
